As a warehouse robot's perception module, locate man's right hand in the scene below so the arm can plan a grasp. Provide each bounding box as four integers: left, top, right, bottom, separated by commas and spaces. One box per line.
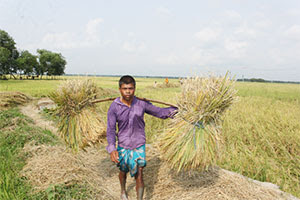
110, 150, 119, 163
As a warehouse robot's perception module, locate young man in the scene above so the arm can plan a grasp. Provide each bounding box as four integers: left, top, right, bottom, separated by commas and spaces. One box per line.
106, 75, 177, 200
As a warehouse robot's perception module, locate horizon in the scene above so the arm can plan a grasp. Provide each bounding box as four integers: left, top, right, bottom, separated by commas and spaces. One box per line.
61, 73, 299, 83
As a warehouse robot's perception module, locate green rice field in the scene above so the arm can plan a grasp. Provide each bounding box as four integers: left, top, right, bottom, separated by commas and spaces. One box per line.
0, 76, 300, 198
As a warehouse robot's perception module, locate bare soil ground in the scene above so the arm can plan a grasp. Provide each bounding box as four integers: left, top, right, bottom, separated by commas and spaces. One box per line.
20, 99, 57, 134
19, 100, 299, 200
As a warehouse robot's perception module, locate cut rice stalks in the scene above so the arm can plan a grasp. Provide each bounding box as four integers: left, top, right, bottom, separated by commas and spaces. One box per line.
159, 73, 237, 172
0, 92, 31, 108
49, 79, 106, 153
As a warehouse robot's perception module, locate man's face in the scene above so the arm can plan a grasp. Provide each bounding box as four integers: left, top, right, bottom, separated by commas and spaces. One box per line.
119, 83, 135, 101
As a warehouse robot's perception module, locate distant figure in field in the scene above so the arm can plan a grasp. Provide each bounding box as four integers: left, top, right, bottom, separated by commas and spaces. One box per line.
106, 75, 177, 200
179, 78, 183, 85
165, 77, 169, 85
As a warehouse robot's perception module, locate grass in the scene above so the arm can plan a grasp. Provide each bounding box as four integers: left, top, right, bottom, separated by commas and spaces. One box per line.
0, 76, 180, 97
31, 183, 93, 200
0, 79, 63, 97
235, 81, 300, 103
0, 108, 93, 199
0, 76, 300, 197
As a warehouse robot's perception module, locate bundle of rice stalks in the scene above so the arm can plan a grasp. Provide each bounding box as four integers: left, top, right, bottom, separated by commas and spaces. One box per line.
50, 79, 106, 152
159, 73, 237, 172
0, 92, 31, 108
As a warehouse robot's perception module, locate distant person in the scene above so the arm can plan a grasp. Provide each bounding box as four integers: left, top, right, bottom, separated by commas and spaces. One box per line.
106, 75, 177, 200
154, 81, 157, 87
179, 78, 183, 85
165, 77, 169, 85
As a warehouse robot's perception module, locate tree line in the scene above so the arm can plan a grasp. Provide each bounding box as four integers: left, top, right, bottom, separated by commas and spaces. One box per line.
237, 78, 300, 84
0, 29, 66, 80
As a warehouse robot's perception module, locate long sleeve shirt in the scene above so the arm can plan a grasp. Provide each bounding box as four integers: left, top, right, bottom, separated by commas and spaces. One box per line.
106, 96, 177, 153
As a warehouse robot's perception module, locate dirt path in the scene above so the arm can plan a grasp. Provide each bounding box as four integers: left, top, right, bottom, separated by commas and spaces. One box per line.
19, 101, 131, 200
20, 102, 58, 135
19, 101, 299, 200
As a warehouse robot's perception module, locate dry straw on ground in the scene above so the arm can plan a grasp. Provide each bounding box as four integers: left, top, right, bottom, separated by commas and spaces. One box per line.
0, 92, 31, 108
21, 142, 296, 200
21, 142, 115, 200
148, 82, 180, 89
159, 73, 237, 172
156, 82, 179, 88
49, 79, 106, 152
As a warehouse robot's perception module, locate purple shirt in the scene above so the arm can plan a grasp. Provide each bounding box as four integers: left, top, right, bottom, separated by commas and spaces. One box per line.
106, 96, 177, 153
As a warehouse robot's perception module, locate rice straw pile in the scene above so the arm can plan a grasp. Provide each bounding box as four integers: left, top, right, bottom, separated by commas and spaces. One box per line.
50, 79, 106, 152
156, 82, 179, 88
159, 73, 237, 172
0, 92, 31, 108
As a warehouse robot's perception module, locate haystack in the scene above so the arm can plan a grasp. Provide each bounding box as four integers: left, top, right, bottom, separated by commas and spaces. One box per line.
0, 92, 31, 108
159, 73, 237, 172
156, 82, 179, 88
49, 79, 106, 152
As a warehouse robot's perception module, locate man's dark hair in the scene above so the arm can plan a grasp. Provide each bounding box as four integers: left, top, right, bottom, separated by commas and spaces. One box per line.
119, 75, 136, 88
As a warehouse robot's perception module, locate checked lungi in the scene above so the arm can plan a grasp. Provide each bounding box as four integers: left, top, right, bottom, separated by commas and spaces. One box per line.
117, 144, 146, 177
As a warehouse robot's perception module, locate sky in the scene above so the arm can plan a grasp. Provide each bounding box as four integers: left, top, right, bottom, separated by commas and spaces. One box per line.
1, 0, 300, 81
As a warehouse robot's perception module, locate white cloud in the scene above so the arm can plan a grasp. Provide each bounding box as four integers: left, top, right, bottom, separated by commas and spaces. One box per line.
254, 19, 272, 29
128, 32, 135, 37
85, 18, 103, 42
194, 28, 221, 43
156, 54, 180, 65
224, 10, 242, 21
155, 46, 223, 67
234, 24, 258, 38
284, 25, 300, 40
27, 18, 105, 50
122, 32, 146, 53
250, 12, 272, 29
122, 41, 146, 53
224, 38, 248, 58
286, 8, 300, 17
156, 6, 172, 17
41, 32, 79, 49
188, 48, 219, 66
268, 48, 285, 65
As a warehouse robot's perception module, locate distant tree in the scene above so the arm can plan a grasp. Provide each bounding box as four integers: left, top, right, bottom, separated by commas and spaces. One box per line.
0, 29, 19, 79
0, 30, 17, 54
51, 53, 66, 76
250, 78, 266, 82
17, 50, 38, 78
37, 49, 66, 79
0, 47, 11, 79
37, 49, 51, 79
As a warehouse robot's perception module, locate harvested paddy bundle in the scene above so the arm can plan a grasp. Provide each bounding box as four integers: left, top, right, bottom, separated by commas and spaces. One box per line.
159, 73, 237, 172
50, 79, 176, 153
0, 92, 31, 108
50, 79, 106, 152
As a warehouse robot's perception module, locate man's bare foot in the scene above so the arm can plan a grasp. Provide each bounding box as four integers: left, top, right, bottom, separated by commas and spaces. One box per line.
137, 187, 144, 200
120, 192, 129, 200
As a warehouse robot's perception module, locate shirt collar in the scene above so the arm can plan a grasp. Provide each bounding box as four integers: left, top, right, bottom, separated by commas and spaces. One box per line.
114, 96, 137, 107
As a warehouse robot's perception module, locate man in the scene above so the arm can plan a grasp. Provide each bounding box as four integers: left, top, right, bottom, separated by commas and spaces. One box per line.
106, 75, 177, 200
